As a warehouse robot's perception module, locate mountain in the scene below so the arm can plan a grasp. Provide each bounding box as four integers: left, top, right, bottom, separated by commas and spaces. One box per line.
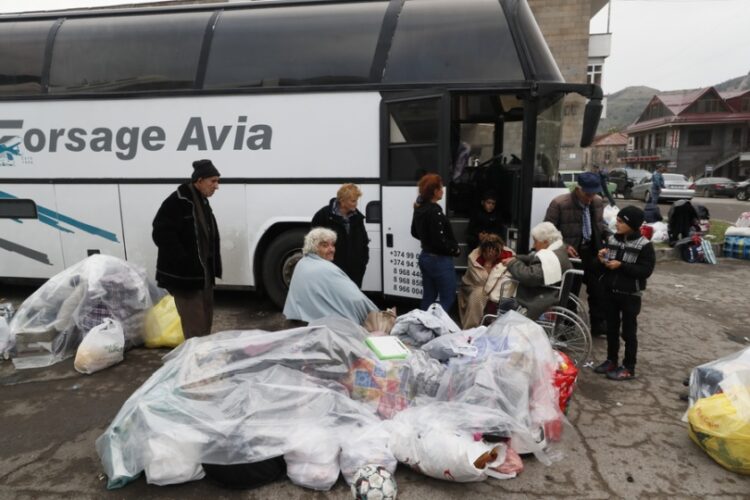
597, 71, 750, 135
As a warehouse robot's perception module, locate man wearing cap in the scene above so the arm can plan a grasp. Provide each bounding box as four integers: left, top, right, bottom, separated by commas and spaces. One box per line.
651, 164, 667, 204
544, 171, 608, 335
152, 159, 222, 338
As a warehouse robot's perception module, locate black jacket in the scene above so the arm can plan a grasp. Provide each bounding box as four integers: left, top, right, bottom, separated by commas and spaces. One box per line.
411, 201, 460, 257
598, 233, 655, 295
466, 209, 507, 249
311, 198, 369, 286
152, 183, 222, 290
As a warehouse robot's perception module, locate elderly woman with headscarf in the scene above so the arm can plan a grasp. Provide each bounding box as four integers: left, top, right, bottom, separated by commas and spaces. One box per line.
500, 222, 572, 320
283, 227, 377, 324
458, 234, 516, 329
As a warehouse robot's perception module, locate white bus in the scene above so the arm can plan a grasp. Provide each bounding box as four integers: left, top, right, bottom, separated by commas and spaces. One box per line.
0, 0, 601, 308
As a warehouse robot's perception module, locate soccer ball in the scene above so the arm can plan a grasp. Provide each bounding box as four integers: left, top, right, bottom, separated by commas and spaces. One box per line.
351, 464, 397, 500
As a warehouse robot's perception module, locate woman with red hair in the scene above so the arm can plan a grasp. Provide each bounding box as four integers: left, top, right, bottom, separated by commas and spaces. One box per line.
411, 173, 461, 311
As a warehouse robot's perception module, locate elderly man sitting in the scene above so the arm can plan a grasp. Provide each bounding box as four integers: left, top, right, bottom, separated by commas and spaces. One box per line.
283, 227, 377, 324
500, 222, 572, 320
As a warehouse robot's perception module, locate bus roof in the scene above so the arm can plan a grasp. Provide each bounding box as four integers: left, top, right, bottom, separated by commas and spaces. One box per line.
0, 0, 564, 98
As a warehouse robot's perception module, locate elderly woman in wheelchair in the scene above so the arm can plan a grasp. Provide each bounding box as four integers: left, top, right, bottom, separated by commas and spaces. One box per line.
485, 222, 592, 365
499, 222, 572, 319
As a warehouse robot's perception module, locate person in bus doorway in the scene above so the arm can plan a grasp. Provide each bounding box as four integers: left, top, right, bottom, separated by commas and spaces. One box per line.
591, 164, 616, 206
466, 190, 507, 251
152, 159, 222, 339
411, 173, 461, 312
311, 183, 369, 287
544, 171, 608, 336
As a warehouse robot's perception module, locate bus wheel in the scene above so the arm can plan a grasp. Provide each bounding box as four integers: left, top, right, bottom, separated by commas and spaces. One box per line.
262, 228, 307, 309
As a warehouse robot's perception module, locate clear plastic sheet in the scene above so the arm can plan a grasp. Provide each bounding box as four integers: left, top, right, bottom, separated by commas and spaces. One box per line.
97, 315, 566, 489
435, 311, 564, 460
689, 346, 750, 406
390, 303, 461, 347
7, 255, 164, 368
96, 322, 423, 488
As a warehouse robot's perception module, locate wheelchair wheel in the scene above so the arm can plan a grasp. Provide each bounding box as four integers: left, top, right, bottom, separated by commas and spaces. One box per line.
566, 294, 591, 331
537, 306, 592, 366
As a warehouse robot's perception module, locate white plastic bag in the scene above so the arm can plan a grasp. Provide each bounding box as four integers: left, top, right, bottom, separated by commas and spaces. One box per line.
74, 318, 124, 374
603, 204, 619, 233
284, 429, 341, 491
0, 317, 10, 359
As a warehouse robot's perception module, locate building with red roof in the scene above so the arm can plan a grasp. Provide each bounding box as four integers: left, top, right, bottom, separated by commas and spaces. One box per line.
622, 87, 750, 179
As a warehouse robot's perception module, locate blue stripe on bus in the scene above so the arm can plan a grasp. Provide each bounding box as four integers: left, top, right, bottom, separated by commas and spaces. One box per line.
0, 190, 119, 242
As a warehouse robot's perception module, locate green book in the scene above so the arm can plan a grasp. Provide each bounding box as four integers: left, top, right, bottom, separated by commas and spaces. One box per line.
365, 336, 410, 360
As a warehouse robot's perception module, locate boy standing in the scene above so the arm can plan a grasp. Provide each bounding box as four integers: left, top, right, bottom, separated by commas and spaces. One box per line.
593, 206, 655, 380
466, 190, 507, 250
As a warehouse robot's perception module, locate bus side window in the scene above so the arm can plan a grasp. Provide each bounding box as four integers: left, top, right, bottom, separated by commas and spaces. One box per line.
0, 199, 38, 219
385, 98, 440, 183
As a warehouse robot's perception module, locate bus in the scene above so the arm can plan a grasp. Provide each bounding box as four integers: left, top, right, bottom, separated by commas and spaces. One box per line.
0, 0, 601, 308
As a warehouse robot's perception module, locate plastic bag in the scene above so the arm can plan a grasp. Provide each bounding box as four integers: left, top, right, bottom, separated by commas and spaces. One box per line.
74, 318, 125, 374
687, 390, 750, 475
284, 429, 341, 490
10, 254, 163, 369
144, 295, 184, 348
689, 346, 750, 406
339, 423, 397, 485
554, 351, 578, 413
0, 317, 9, 359
603, 204, 619, 233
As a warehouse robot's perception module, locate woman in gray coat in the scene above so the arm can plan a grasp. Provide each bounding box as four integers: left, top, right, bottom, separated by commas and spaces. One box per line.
501, 222, 572, 320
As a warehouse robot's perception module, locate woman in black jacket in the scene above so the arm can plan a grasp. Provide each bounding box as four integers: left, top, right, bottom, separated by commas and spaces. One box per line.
411, 173, 460, 311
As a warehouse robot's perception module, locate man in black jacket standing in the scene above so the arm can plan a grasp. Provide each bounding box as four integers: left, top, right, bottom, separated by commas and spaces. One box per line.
311, 183, 369, 287
152, 159, 222, 338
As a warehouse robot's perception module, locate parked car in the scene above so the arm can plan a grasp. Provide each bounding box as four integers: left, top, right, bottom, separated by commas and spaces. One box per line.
559, 170, 616, 195
608, 168, 651, 199
690, 177, 737, 198
735, 179, 750, 201
631, 173, 695, 203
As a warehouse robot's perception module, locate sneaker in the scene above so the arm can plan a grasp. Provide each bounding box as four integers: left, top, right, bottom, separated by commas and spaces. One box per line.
593, 360, 617, 374
607, 366, 636, 381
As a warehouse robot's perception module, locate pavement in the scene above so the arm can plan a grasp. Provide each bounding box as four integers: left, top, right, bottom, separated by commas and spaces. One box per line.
2, 258, 750, 499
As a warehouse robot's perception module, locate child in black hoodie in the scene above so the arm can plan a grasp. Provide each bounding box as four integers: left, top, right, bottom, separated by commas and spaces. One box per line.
593, 205, 655, 380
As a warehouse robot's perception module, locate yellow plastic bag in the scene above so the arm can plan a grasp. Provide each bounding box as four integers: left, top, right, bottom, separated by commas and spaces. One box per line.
687, 391, 750, 475
144, 295, 184, 348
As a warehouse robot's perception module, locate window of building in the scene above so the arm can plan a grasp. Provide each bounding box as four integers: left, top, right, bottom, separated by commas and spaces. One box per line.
654, 132, 666, 148
687, 129, 711, 147
732, 128, 742, 146
587, 64, 602, 86
604, 150, 611, 162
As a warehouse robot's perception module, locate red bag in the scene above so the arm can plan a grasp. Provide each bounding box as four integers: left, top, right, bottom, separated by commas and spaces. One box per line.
640, 225, 653, 240
553, 351, 578, 413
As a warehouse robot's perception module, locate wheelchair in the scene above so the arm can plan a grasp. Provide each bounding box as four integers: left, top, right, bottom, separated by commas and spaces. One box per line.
481, 268, 592, 366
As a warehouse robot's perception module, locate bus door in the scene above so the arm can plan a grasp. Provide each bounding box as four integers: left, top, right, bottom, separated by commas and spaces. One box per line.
380, 91, 449, 299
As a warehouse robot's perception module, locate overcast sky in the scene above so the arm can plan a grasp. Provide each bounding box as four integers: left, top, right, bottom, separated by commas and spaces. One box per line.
3, 0, 749, 95
591, 0, 750, 94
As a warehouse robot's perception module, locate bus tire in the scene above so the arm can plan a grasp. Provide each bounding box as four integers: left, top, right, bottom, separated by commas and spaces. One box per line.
262, 227, 308, 309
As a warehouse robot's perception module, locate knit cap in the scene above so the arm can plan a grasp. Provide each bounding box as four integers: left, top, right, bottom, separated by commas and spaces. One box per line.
191, 159, 220, 181
618, 205, 645, 232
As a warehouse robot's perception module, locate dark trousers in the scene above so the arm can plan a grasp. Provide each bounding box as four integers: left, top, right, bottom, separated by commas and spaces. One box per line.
604, 291, 641, 371
418, 252, 457, 312
170, 285, 214, 339
576, 245, 607, 331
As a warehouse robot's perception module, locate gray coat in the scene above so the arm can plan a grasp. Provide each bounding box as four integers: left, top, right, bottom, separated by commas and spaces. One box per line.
506, 244, 572, 320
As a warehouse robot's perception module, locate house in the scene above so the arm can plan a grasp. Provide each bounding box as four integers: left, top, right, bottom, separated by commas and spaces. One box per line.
622, 87, 750, 179
584, 131, 627, 169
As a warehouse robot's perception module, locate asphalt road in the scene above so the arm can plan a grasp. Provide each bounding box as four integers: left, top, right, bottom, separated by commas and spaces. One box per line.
613, 194, 748, 224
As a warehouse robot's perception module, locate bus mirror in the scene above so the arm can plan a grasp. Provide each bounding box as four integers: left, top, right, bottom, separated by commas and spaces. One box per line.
580, 98, 602, 148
